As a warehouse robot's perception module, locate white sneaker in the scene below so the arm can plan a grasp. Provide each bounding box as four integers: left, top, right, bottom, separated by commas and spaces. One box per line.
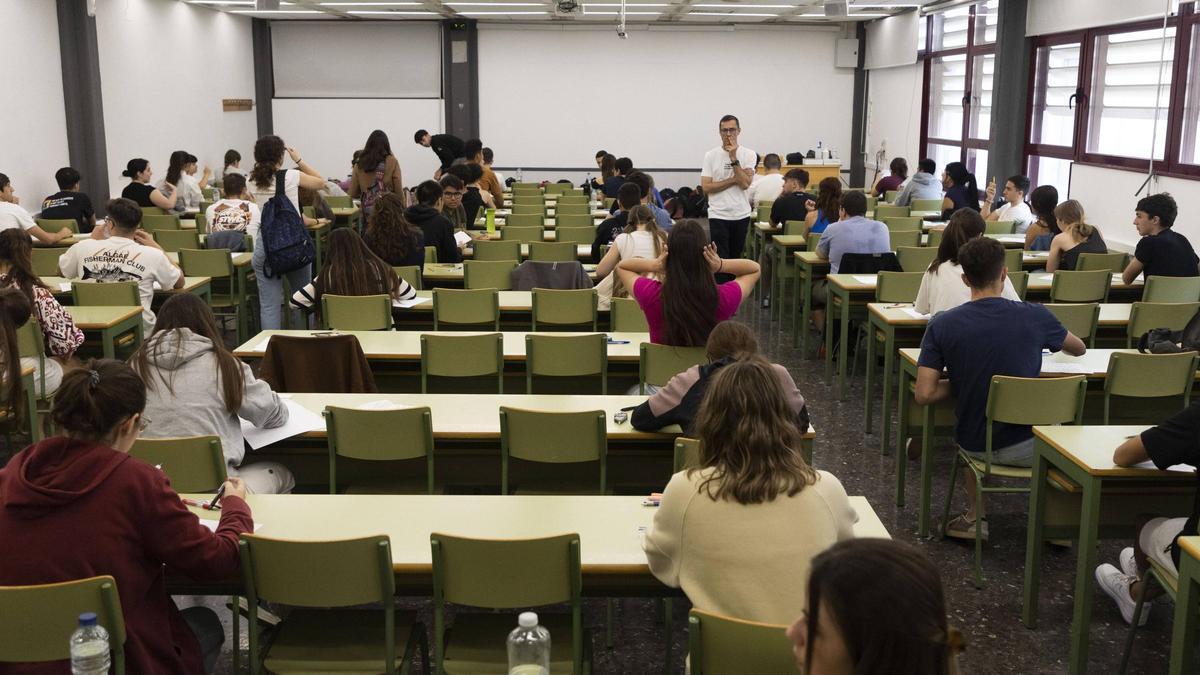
1095, 563, 1149, 626
1119, 547, 1140, 578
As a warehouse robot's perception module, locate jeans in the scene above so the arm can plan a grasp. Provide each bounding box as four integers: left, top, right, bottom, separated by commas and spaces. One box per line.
252, 246, 313, 330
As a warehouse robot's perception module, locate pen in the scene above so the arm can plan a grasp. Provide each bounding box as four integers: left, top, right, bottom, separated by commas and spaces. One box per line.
607, 338, 631, 344
206, 483, 227, 511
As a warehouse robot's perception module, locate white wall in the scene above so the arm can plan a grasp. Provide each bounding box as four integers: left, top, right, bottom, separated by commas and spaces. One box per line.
864, 64, 923, 181
1068, 165, 1200, 252
271, 22, 441, 98
1027, 0, 1180, 36
0, 0, 70, 207
865, 12, 919, 70
95, 0, 258, 197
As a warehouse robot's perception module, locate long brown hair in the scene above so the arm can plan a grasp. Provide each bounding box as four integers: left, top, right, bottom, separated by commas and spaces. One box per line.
0, 287, 30, 417
129, 293, 245, 415
660, 220, 719, 347
250, 135, 286, 190
366, 193, 420, 261
623, 205, 666, 258
319, 228, 401, 305
814, 177, 842, 223
692, 356, 817, 504
0, 229, 51, 305
928, 208, 986, 273
600, 154, 617, 180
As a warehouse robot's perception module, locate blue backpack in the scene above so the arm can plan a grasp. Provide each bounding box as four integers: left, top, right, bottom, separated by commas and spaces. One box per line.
259, 170, 315, 278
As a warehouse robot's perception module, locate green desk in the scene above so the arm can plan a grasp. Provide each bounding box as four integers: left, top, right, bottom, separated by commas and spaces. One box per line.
422, 262, 599, 287
1171, 536, 1200, 674
330, 206, 361, 231
823, 274, 876, 400
71, 306, 143, 358
792, 251, 830, 354
768, 235, 809, 321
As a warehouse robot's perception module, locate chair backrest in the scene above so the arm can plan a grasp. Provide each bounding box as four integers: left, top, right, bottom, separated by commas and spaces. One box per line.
430, 532, 580, 609
985, 376, 1086, 462
639, 343, 708, 393
463, 260, 516, 291
806, 232, 822, 251
556, 213, 594, 228
781, 219, 806, 236
472, 239, 521, 262
240, 535, 394, 608
895, 246, 937, 273
500, 407, 606, 490
882, 216, 923, 232
1009, 271, 1030, 300
420, 332, 503, 393
324, 406, 435, 493
687, 609, 795, 675
129, 436, 227, 492
140, 213, 181, 231
985, 220, 1014, 235
756, 203, 773, 222
926, 228, 944, 249
544, 183, 571, 195
1105, 351, 1198, 399
888, 229, 921, 249
884, 190, 899, 202
153, 229, 201, 252
1127, 302, 1200, 347
260, 334, 376, 393
838, 252, 901, 274
1077, 252, 1127, 273
425, 244, 438, 263
874, 204, 910, 219
673, 437, 702, 472
393, 265, 422, 290
71, 280, 139, 306
179, 247, 234, 280
321, 294, 392, 331
1050, 269, 1111, 303
555, 203, 590, 216
510, 203, 545, 215
532, 288, 597, 330
15, 319, 44, 361
1005, 247, 1023, 274
1144, 275, 1200, 303
35, 218, 79, 234
433, 288, 500, 329
506, 212, 544, 228
324, 195, 353, 209
525, 333, 607, 393
530, 241, 576, 263
140, 205, 168, 216
0, 576, 126, 671
911, 198, 944, 212
31, 248, 64, 278
501, 225, 544, 242
1044, 303, 1101, 342
875, 271, 924, 303
610, 297, 650, 332
555, 226, 594, 244
557, 194, 588, 204
194, 211, 208, 234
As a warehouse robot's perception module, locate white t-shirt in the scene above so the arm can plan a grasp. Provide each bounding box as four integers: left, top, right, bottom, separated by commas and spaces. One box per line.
995, 201, 1036, 234
615, 230, 661, 262
701, 145, 757, 220
914, 260, 1021, 316
747, 173, 785, 209
0, 201, 37, 232
248, 169, 302, 214
58, 236, 183, 332
176, 173, 203, 211
206, 199, 262, 237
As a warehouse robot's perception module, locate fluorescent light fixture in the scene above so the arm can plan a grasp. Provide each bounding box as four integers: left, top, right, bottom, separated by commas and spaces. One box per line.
582, 2, 670, 5
457, 10, 549, 14
231, 9, 323, 13
348, 9, 438, 13
688, 11, 780, 16
321, 2, 425, 5
584, 10, 661, 14
447, 2, 548, 5
185, 1, 255, 5
691, 3, 794, 7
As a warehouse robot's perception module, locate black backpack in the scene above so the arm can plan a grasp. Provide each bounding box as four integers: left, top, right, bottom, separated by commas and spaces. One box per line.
1138, 306, 1200, 353
258, 170, 315, 279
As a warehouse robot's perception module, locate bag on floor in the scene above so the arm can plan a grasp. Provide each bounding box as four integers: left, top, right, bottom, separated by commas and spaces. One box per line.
1138, 306, 1200, 353
259, 170, 314, 279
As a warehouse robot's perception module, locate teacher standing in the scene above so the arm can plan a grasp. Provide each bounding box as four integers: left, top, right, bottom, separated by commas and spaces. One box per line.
701, 115, 756, 279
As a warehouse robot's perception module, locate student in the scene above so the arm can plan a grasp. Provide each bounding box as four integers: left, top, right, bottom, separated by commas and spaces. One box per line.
982, 174, 1035, 233
405, 180, 464, 264
701, 115, 756, 261
414, 129, 466, 176
1024, 185, 1060, 251
247, 135, 327, 330
1122, 192, 1199, 285
624, 170, 673, 231
769, 169, 813, 227
804, 177, 843, 236
1046, 199, 1106, 272
58, 198, 184, 333
914, 237, 1086, 539
222, 149, 244, 179
747, 153, 785, 208
364, 192, 426, 267
131, 294, 294, 494
616, 219, 759, 346
0, 173, 74, 245
811, 191, 890, 329
121, 158, 179, 211
464, 138, 504, 206
448, 162, 490, 226
290, 228, 415, 324
632, 321, 806, 435
205, 173, 260, 236
873, 157, 909, 199
40, 166, 97, 233
0, 359, 251, 674
0, 288, 30, 415
894, 158, 943, 207
350, 129, 405, 217
1096, 399, 1200, 626
438, 173, 469, 230
163, 150, 209, 213
591, 182, 641, 263
643, 356, 855, 624
940, 162, 981, 220
482, 147, 503, 187
916, 209, 1021, 316
593, 154, 624, 199
594, 205, 667, 307
788, 539, 966, 675
0, 230, 84, 397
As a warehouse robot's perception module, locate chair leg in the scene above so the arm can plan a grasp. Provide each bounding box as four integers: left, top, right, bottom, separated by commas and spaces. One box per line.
972, 471, 985, 588
606, 599, 614, 648
231, 595, 240, 674
1119, 570, 1157, 674
940, 455, 961, 539
662, 598, 673, 674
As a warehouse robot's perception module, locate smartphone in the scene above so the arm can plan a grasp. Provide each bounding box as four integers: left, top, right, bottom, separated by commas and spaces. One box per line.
614, 411, 628, 424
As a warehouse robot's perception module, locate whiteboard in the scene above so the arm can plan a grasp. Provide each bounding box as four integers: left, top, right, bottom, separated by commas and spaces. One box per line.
272, 22, 441, 98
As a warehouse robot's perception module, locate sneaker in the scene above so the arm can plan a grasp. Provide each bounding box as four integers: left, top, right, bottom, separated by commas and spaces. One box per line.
944, 514, 988, 542
1095, 563, 1149, 626
1119, 547, 1139, 578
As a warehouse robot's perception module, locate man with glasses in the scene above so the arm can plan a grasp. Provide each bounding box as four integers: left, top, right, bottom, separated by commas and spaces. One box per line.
439, 174, 468, 230
701, 115, 756, 277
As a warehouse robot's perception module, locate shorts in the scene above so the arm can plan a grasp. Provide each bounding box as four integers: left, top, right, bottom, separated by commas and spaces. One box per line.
962, 437, 1035, 467
811, 279, 829, 308
1139, 516, 1187, 576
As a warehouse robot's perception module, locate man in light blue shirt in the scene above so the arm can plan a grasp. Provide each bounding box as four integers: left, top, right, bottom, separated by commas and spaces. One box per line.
811, 190, 891, 330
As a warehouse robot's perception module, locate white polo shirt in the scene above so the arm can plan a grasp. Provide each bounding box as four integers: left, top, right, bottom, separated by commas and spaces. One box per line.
702, 145, 757, 221
995, 201, 1036, 234
0, 201, 37, 232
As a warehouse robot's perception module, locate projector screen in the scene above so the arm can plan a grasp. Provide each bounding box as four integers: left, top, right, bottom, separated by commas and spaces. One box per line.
272, 21, 442, 98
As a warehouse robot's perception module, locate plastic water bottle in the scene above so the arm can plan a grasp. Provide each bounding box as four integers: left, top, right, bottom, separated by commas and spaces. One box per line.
507, 611, 550, 675
516, 168, 524, 183
69, 613, 110, 675
486, 207, 496, 235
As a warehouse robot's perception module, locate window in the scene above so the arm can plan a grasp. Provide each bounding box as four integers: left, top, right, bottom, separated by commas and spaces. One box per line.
1029, 43, 1082, 147
928, 56, 966, 141
973, 0, 999, 45
1087, 27, 1176, 160
1026, 155, 1074, 190
1181, 23, 1200, 165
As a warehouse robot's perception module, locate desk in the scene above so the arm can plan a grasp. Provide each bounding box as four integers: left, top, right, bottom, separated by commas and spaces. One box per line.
70, 306, 143, 358
767, 235, 809, 321
422, 262, 599, 287
792, 251, 829, 355
43, 276, 213, 305
234, 330, 648, 362
1024, 271, 1144, 301
462, 244, 592, 261
824, 274, 876, 400
1022, 426, 1196, 674
1171, 536, 1200, 674
474, 216, 605, 229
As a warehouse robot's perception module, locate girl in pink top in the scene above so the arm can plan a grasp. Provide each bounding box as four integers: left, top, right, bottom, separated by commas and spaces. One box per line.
616, 219, 760, 346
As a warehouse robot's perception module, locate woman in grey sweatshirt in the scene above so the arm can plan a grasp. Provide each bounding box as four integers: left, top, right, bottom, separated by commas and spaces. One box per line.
130, 294, 294, 494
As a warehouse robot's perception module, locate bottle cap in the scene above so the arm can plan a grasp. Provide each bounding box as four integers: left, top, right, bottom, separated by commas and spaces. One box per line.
78, 612, 98, 627
518, 611, 538, 628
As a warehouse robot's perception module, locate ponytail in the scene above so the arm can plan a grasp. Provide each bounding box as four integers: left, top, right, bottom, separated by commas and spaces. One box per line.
1055, 200, 1097, 239
51, 359, 146, 442
0, 288, 32, 423
250, 135, 287, 190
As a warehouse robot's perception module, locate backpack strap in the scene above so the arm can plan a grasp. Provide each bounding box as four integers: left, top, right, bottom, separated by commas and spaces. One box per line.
275, 169, 288, 200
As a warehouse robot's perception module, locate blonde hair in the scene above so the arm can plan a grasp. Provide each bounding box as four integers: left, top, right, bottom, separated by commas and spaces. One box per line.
1054, 199, 1096, 239
624, 204, 666, 258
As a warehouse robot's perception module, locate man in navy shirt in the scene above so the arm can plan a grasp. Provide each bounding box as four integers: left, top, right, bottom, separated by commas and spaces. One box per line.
1121, 192, 1199, 285
914, 237, 1086, 540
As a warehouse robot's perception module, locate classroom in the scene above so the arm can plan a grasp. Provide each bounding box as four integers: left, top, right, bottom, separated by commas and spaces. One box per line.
2, 0, 1200, 673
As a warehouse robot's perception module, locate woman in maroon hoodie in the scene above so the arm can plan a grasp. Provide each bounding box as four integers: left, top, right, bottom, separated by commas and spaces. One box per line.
0, 359, 252, 674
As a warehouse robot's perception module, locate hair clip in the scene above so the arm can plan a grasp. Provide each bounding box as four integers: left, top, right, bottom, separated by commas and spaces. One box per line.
88, 369, 101, 389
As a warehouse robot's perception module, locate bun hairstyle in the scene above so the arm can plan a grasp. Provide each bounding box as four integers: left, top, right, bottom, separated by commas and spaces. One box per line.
0, 287, 31, 419
122, 158, 149, 180
1054, 199, 1097, 239
51, 358, 146, 442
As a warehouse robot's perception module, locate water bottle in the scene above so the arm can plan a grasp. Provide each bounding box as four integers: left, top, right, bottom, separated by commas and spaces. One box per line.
507, 611, 550, 675
516, 168, 524, 183
69, 613, 110, 675
486, 207, 496, 236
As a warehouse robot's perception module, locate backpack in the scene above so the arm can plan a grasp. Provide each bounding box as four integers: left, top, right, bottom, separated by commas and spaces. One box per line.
360, 162, 386, 216
1138, 307, 1200, 353
259, 170, 315, 279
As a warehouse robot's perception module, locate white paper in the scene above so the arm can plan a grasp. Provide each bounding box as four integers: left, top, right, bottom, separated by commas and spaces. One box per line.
852, 275, 878, 284
1131, 461, 1196, 473
58, 282, 71, 292
1034, 273, 1053, 283
240, 399, 326, 449
244, 338, 271, 353
454, 230, 473, 246
901, 308, 931, 320
392, 296, 431, 309
1040, 359, 1088, 374
357, 399, 413, 411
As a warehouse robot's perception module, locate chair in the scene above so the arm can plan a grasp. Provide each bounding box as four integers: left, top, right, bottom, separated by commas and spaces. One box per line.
927, 228, 944, 249
35, 218, 79, 234
1045, 303, 1101, 347
1103, 351, 1198, 423
420, 332, 503, 393
1144, 275, 1200, 303
324, 195, 353, 209
555, 227, 594, 245
756, 202, 773, 222
530, 242, 577, 263
472, 239, 521, 262
511, 195, 544, 206
610, 297, 649, 332
140, 214, 181, 231
884, 190, 899, 203
526, 333, 607, 394
505, 214, 544, 229
72, 280, 139, 306
260, 334, 376, 393
139, 206, 167, 216
876, 271, 924, 303
1127, 302, 1200, 348
179, 248, 249, 342
1005, 247, 1023, 274
1050, 269, 1111, 303
1121, 552, 1184, 674
1009, 271, 1030, 300
941, 375, 1086, 587
806, 232, 822, 251
0, 576, 126, 673
239, 535, 428, 675
532, 288, 597, 330
433, 288, 499, 329
463, 260, 516, 291
500, 406, 607, 493
394, 265, 422, 290
557, 194, 588, 204
501, 225, 544, 243
430, 533, 590, 675
874, 204, 910, 219
984, 220, 1014, 235
639, 343, 707, 394
325, 405, 435, 494
322, 294, 393, 331
896, 246, 936, 273
556, 213, 595, 228
31, 248, 63, 278
511, 203, 545, 215
673, 437, 702, 472
555, 203, 590, 216
1077, 252, 1128, 273
911, 198, 944, 212
687, 609, 795, 675
883, 216, 923, 232
544, 183, 570, 195
194, 211, 209, 234
15, 320, 51, 427
153, 229, 201, 252
889, 229, 921, 249
425, 245, 438, 263
129, 436, 227, 492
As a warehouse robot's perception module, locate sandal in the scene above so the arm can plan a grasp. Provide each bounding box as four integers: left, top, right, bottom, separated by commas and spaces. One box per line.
945, 514, 988, 542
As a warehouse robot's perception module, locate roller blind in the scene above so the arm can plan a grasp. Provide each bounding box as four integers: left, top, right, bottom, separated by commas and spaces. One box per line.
271, 22, 441, 98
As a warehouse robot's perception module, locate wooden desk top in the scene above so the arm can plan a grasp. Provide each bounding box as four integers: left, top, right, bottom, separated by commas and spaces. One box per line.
422, 262, 599, 281
69, 306, 142, 329
165, 251, 253, 267
868, 302, 1132, 326
1180, 535, 1200, 560
233, 330, 650, 361
770, 235, 809, 247
1026, 271, 1143, 291
184, 494, 889, 573
1033, 425, 1198, 478
44, 276, 212, 295
462, 244, 591, 261
405, 290, 610, 313
898, 347, 1192, 378
474, 217, 605, 229
794, 251, 828, 266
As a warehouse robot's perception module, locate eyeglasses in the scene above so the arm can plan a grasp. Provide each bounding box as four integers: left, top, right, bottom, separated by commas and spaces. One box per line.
137, 415, 151, 432
719, 127, 740, 135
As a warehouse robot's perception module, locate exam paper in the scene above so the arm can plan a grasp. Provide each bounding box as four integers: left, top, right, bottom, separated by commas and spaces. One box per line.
901, 308, 931, 320
240, 400, 326, 449
454, 230, 473, 247
58, 282, 71, 292
357, 399, 413, 411
1040, 359, 1088, 374
393, 297, 431, 309
1131, 461, 1196, 473
852, 275, 878, 284
200, 520, 264, 533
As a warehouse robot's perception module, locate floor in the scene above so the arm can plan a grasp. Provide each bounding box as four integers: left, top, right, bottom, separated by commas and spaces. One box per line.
193, 300, 1177, 674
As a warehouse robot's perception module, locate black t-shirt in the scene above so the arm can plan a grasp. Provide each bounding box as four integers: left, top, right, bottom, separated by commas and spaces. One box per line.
431, 134, 466, 170
1135, 228, 1200, 279
770, 191, 813, 227
462, 187, 485, 226
1141, 399, 1200, 565
591, 212, 629, 263
121, 182, 157, 208
40, 191, 95, 232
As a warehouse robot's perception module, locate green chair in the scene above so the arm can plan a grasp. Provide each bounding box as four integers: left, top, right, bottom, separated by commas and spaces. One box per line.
896, 246, 936, 273
927, 228, 944, 249
779, 219, 806, 236
72, 280, 139, 306
511, 203, 546, 216
31, 248, 63, 278
194, 211, 209, 234
430, 533, 590, 675
876, 271, 924, 303
984, 220, 1014, 235
511, 195, 544, 206
153, 229, 201, 252
35, 218, 79, 234
1009, 271, 1030, 300
911, 198, 944, 212
532, 288, 597, 330
557, 193, 587, 202
530, 242, 577, 263
1104, 351, 1198, 424
687, 609, 795, 675
433, 288, 500, 329
1044, 303, 1101, 347
0, 576, 126, 674
140, 214, 181, 231
884, 190, 899, 203
555, 203, 590, 216
239, 534, 428, 675
129, 436, 227, 492
140, 206, 168, 216
1077, 252, 1128, 273
556, 213, 595, 228
874, 204, 910, 219
180, 248, 249, 342
806, 232, 822, 251
941, 375, 1087, 587
1005, 247, 1023, 274
463, 261, 515, 291
1144, 275, 1200, 303
756, 202, 773, 222
472, 240, 521, 262
502, 225, 544, 243
673, 437, 702, 472
1121, 551, 1184, 674
325, 405, 435, 494
883, 216, 923, 232
544, 183, 571, 195
500, 406, 607, 494
324, 195, 354, 209
526, 333, 607, 394
639, 343, 707, 394
15, 320, 51, 430
865, 195, 878, 213
1127, 302, 1200, 348
425, 245, 438, 264
610, 297, 649, 332
555, 227, 594, 245
889, 229, 921, 250
394, 265, 422, 290
420, 332, 503, 394
322, 294, 393, 331
1050, 269, 1111, 303
505, 214, 544, 229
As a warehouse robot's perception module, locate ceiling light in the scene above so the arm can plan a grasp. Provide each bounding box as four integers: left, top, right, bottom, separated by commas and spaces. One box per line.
691, 3, 795, 7
231, 9, 323, 13
688, 11, 780, 16
447, 2, 548, 5
348, 9, 439, 13
583, 2, 670, 5
584, 10, 660, 14
457, 10, 549, 14
321, 2, 425, 5
186, 1, 256, 5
